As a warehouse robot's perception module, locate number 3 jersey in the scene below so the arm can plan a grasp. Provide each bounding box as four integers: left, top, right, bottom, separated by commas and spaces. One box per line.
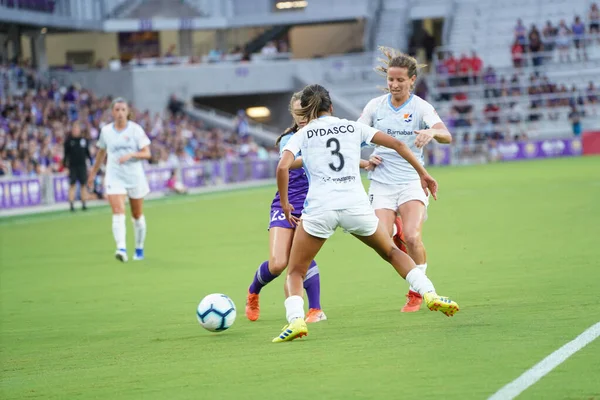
271, 131, 309, 214
283, 116, 379, 215
358, 94, 442, 185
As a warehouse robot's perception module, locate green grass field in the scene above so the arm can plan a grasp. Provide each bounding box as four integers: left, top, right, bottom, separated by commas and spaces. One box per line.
1, 157, 599, 400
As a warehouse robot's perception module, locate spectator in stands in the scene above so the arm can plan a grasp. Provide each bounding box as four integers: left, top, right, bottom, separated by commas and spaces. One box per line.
509, 74, 521, 96
511, 38, 525, 68
542, 21, 557, 62
452, 92, 473, 126
529, 33, 544, 67
458, 53, 471, 85
207, 48, 222, 63
590, 3, 600, 41
558, 84, 570, 106
514, 19, 527, 45
587, 81, 598, 104
570, 85, 585, 108
483, 66, 498, 98
168, 94, 185, 117
261, 41, 278, 56
528, 24, 541, 44
166, 169, 188, 195
556, 20, 572, 63
234, 110, 249, 138
498, 76, 509, 98
568, 106, 583, 136
484, 103, 500, 124
507, 102, 523, 124
435, 52, 448, 76
528, 103, 542, 122
470, 51, 483, 82
571, 16, 587, 61
444, 52, 458, 86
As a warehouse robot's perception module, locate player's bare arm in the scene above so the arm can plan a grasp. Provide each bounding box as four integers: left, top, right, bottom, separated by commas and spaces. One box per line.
277, 150, 300, 225
88, 148, 106, 187
118, 145, 151, 164
415, 122, 452, 148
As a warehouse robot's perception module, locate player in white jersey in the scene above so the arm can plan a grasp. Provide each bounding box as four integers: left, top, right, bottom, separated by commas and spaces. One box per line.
358, 47, 453, 313
87, 98, 151, 262
272, 84, 459, 343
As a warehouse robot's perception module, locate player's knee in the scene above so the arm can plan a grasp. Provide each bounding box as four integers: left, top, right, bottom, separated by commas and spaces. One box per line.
404, 231, 422, 248
269, 257, 288, 275
132, 210, 143, 219
287, 265, 306, 280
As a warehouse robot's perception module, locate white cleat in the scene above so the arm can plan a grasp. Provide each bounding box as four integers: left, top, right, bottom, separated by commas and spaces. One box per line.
115, 249, 128, 262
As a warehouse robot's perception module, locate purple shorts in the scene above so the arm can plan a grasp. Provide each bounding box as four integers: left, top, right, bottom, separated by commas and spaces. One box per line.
269, 208, 301, 230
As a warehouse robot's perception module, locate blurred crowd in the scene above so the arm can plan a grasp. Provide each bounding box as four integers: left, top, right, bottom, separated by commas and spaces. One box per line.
432, 3, 600, 143
0, 67, 275, 178
511, 4, 600, 67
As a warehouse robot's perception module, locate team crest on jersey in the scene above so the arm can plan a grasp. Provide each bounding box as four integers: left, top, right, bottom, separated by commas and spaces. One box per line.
123, 136, 130, 141
403, 113, 413, 123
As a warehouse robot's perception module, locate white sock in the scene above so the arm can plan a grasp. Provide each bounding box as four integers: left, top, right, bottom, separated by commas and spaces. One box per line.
112, 214, 126, 250
409, 263, 427, 293
392, 222, 398, 237
406, 267, 435, 296
284, 295, 305, 323
133, 215, 147, 250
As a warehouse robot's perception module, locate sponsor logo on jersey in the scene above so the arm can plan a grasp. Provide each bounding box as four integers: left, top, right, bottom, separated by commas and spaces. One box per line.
387, 129, 413, 137
403, 113, 413, 123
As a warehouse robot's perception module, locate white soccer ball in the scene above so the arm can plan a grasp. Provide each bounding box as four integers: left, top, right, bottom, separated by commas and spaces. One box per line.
196, 293, 237, 332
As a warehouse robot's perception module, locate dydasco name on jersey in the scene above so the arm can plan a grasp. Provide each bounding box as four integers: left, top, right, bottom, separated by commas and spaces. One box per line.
387, 129, 414, 137
306, 124, 355, 138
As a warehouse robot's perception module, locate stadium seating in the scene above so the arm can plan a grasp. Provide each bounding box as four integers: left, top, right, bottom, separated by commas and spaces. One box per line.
0, 0, 55, 13
122, 0, 206, 18
430, 0, 600, 140
446, 0, 593, 67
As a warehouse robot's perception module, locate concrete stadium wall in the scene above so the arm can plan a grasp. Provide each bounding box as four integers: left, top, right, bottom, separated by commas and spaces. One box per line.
50, 56, 366, 118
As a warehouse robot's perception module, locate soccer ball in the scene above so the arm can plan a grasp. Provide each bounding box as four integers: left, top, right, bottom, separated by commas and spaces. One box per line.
196, 293, 236, 332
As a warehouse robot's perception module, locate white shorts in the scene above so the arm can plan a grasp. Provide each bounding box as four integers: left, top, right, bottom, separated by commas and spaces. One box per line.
301, 208, 379, 239
105, 179, 150, 199
368, 180, 429, 212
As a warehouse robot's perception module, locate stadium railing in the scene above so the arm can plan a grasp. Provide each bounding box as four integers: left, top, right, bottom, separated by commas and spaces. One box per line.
0, 139, 586, 212
0, 157, 281, 211
187, 105, 280, 145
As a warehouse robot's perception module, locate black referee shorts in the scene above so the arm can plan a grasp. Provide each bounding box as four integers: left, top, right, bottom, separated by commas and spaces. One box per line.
69, 165, 88, 186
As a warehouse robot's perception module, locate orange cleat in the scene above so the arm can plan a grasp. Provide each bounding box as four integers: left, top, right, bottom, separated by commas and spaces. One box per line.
305, 308, 327, 323
393, 216, 408, 253
401, 290, 423, 312
245, 292, 260, 321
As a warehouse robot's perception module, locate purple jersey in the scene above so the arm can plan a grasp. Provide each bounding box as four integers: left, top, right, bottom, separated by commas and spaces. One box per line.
269, 131, 309, 229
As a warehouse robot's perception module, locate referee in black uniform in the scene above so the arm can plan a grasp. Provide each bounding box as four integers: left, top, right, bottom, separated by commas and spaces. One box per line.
63, 121, 91, 211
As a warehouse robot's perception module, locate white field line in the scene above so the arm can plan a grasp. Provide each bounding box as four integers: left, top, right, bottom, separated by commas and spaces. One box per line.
489, 321, 600, 400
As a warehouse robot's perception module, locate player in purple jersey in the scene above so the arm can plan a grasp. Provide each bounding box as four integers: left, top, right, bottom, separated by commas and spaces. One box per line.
245, 92, 327, 323
246, 93, 375, 323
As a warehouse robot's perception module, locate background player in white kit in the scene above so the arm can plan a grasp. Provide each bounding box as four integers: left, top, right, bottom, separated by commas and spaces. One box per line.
272, 84, 459, 343
359, 47, 453, 312
88, 98, 151, 262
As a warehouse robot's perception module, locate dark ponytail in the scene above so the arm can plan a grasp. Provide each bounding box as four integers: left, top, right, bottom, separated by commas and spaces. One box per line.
293, 84, 332, 124
275, 91, 303, 146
